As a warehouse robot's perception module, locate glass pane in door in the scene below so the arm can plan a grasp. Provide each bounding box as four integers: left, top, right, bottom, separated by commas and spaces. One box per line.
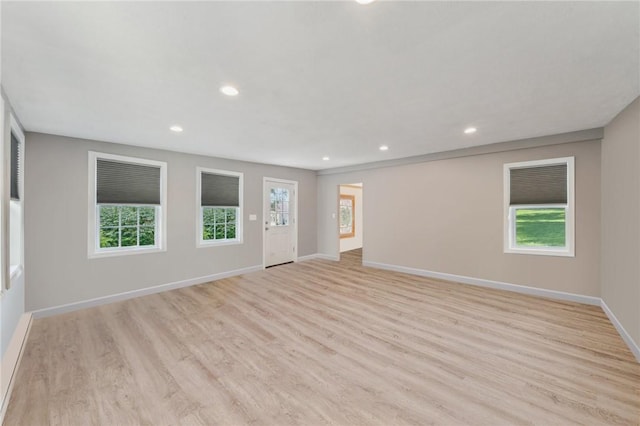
269, 187, 290, 226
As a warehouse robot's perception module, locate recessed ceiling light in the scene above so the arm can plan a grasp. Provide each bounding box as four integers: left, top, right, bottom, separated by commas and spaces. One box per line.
322, 156, 330, 161
220, 85, 239, 96
169, 125, 183, 133
464, 127, 477, 134
355, 0, 376, 4
379, 145, 389, 151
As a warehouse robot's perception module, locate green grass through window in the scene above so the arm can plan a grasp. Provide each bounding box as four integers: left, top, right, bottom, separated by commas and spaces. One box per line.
515, 208, 565, 247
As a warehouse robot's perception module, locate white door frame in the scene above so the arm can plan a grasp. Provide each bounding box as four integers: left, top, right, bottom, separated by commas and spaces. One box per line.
263, 177, 299, 269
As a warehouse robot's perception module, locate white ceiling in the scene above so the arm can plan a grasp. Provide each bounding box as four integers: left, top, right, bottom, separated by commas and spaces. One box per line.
2, 1, 639, 170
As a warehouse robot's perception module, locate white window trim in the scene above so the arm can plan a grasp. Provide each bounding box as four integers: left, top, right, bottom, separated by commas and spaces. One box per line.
9, 113, 25, 288
196, 167, 243, 248
0, 97, 4, 293
88, 151, 167, 259
503, 156, 575, 257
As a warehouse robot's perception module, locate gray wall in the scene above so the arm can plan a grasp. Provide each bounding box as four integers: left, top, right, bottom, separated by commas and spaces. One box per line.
24, 133, 317, 311
318, 139, 601, 297
601, 97, 640, 347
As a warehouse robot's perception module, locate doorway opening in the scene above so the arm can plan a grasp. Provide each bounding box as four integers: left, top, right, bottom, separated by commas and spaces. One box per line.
339, 183, 363, 265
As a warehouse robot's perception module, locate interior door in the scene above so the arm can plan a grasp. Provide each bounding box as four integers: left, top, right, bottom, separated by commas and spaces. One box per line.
264, 179, 296, 267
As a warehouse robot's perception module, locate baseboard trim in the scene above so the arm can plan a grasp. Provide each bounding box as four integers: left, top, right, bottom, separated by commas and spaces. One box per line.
32, 265, 263, 319
316, 254, 340, 261
600, 299, 640, 362
1, 313, 33, 424
297, 254, 319, 262
298, 253, 340, 262
363, 261, 601, 306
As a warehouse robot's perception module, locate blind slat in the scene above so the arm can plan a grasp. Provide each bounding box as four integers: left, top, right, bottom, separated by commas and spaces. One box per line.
201, 173, 239, 207
97, 159, 161, 205
10, 132, 20, 201
510, 164, 567, 205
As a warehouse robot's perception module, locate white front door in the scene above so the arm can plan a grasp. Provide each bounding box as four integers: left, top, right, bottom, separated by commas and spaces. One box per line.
264, 179, 297, 267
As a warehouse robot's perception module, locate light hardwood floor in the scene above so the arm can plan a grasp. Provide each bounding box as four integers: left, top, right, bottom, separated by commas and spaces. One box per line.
4, 249, 640, 425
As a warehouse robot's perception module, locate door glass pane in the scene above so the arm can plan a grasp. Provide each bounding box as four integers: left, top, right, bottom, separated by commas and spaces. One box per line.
269, 187, 290, 227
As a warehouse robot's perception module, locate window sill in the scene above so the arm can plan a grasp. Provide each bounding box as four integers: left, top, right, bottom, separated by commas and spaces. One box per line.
89, 246, 166, 259
198, 239, 243, 248
505, 247, 574, 257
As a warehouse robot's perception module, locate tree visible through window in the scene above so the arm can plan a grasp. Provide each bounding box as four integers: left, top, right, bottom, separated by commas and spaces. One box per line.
202, 207, 237, 241
99, 205, 156, 248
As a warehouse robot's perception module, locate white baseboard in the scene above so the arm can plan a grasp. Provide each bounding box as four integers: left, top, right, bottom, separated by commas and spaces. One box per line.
1, 313, 32, 424
363, 261, 601, 306
32, 265, 262, 319
297, 253, 340, 262
315, 254, 340, 261
297, 254, 320, 262
363, 261, 640, 362
600, 299, 640, 362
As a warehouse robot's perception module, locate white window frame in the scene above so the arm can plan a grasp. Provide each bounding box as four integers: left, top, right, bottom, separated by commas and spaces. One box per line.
196, 167, 243, 248
503, 156, 575, 257
9, 113, 25, 282
0, 97, 4, 292
88, 151, 167, 258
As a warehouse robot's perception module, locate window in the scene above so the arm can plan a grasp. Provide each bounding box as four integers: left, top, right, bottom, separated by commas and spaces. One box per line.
339, 194, 355, 238
98, 206, 156, 248
88, 152, 167, 258
9, 113, 25, 281
504, 157, 574, 256
197, 167, 242, 246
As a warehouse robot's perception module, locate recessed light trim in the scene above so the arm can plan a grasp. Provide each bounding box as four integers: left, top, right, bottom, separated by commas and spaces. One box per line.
355, 0, 376, 4
464, 127, 477, 134
220, 85, 239, 96
322, 156, 330, 161
169, 125, 183, 133
379, 145, 389, 151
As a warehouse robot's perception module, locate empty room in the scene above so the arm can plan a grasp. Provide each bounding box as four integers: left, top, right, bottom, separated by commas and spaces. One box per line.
1, 1, 639, 425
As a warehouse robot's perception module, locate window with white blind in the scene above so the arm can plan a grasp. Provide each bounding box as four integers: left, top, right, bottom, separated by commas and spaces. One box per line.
9, 114, 25, 280
196, 167, 243, 247
504, 157, 575, 256
88, 152, 167, 258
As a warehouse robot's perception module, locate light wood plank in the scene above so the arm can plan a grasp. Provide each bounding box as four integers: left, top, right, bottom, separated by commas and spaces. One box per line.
4, 249, 639, 425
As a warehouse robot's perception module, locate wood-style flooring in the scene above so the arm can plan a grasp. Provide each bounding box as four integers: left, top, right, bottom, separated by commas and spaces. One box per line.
4, 249, 640, 425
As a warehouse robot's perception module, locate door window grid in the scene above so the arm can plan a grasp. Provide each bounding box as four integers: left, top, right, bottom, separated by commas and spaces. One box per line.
269, 188, 290, 226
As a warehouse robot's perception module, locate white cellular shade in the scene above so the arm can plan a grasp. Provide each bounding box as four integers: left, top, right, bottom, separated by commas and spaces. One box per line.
97, 158, 161, 205
201, 172, 240, 207
510, 164, 567, 205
